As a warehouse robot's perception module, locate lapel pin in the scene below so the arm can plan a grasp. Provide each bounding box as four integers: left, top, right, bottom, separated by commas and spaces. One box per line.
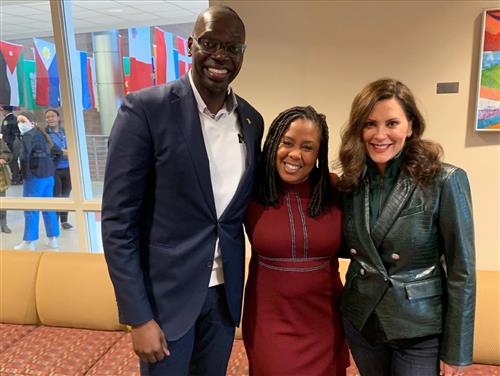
246, 117, 251, 125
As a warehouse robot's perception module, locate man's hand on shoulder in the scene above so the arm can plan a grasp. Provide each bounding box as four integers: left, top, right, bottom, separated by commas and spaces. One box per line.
131, 319, 170, 363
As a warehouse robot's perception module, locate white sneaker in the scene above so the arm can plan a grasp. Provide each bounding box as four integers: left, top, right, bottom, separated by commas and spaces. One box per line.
14, 241, 36, 251
46, 237, 59, 250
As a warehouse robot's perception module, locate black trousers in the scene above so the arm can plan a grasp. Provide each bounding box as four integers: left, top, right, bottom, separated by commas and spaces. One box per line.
7, 142, 21, 183
0, 190, 6, 224
54, 167, 72, 223
343, 317, 440, 376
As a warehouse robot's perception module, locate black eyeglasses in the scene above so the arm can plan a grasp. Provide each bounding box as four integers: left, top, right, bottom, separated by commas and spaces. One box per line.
191, 36, 246, 56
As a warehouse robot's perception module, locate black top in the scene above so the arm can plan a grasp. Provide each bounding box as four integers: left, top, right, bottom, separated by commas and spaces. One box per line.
1, 113, 20, 146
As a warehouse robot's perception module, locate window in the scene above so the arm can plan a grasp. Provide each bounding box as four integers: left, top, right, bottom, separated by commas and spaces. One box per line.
0, 0, 207, 252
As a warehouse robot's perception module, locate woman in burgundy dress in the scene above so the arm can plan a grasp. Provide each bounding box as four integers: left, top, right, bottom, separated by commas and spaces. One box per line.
242, 106, 349, 375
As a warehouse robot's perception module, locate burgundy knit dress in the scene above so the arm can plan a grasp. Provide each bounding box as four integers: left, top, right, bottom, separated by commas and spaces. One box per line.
242, 177, 349, 376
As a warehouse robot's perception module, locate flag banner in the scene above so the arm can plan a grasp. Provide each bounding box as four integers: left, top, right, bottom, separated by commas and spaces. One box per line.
128, 27, 153, 92
88, 56, 98, 110
123, 56, 130, 95
33, 38, 60, 107
17, 51, 25, 108
22, 59, 40, 111
80, 51, 92, 109
154, 27, 177, 84
0, 40, 24, 106
176, 36, 192, 78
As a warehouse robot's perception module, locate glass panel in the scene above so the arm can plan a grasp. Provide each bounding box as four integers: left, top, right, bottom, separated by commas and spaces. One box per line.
66, 1, 208, 199
86, 211, 102, 253
0, 0, 73, 204
0, 209, 79, 252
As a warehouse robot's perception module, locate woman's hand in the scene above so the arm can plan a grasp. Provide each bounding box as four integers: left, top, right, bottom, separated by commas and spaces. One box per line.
440, 361, 466, 376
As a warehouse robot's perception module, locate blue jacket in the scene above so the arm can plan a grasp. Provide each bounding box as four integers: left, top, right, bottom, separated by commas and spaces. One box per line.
101, 75, 264, 340
20, 128, 55, 179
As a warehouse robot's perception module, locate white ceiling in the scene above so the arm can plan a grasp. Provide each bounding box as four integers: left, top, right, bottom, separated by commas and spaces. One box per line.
0, 0, 209, 40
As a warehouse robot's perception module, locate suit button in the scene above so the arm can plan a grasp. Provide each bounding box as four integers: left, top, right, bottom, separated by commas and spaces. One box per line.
359, 268, 365, 276
350, 248, 357, 255
207, 261, 213, 268
391, 253, 400, 260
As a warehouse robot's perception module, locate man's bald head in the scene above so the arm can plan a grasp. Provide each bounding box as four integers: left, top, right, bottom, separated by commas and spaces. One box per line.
193, 5, 245, 40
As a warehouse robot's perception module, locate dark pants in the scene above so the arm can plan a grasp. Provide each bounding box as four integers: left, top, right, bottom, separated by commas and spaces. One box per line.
54, 167, 71, 223
0, 190, 6, 225
140, 285, 235, 376
7, 142, 21, 184
343, 317, 440, 376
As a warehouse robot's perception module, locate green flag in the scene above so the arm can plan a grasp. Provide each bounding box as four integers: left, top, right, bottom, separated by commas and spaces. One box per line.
22, 59, 42, 110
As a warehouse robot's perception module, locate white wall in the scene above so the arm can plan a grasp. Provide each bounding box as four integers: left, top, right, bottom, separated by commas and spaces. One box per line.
217, 0, 500, 271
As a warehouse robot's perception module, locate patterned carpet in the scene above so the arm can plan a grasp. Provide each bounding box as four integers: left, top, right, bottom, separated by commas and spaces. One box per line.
227, 340, 500, 376
0, 325, 498, 375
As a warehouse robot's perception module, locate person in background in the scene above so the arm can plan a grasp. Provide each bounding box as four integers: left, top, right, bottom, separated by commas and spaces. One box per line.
46, 108, 72, 230
0, 135, 12, 233
14, 111, 60, 251
102, 5, 263, 376
338, 78, 475, 376
0, 105, 22, 185
243, 106, 349, 375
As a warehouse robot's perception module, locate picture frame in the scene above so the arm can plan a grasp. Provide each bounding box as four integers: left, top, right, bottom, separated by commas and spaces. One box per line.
475, 9, 500, 131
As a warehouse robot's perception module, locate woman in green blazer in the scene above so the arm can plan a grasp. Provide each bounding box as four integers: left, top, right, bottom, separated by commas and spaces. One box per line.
338, 79, 475, 376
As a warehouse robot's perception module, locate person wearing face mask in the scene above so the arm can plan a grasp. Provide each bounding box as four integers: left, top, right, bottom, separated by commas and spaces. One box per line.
242, 106, 349, 375
45, 108, 72, 230
14, 111, 60, 251
338, 79, 475, 376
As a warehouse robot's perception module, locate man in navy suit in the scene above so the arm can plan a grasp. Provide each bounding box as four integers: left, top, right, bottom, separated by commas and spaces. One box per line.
102, 5, 263, 375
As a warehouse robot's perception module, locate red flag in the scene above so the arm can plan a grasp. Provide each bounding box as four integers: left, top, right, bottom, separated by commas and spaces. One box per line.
0, 40, 23, 106
155, 27, 167, 85
176, 36, 191, 77
86, 57, 96, 108
128, 27, 153, 92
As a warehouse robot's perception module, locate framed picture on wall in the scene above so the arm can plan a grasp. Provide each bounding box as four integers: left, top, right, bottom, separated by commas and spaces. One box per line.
475, 8, 500, 131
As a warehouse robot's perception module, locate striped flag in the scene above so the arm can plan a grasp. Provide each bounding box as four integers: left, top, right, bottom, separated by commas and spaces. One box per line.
154, 27, 177, 84
33, 38, 60, 107
176, 36, 192, 78
88, 56, 98, 109
0, 40, 24, 106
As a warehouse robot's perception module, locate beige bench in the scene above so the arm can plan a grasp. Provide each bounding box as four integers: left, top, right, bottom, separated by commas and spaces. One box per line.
0, 251, 498, 376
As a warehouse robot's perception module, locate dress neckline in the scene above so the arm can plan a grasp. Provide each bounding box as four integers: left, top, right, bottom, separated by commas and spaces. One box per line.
282, 179, 312, 196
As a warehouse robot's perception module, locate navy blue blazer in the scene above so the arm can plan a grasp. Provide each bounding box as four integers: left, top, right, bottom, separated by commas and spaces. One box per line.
102, 75, 264, 341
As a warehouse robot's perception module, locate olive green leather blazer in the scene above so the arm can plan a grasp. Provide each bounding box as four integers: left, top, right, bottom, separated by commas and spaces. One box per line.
340, 164, 476, 366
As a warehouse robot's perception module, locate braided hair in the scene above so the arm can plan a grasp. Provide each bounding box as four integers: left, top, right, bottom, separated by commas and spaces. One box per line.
255, 105, 331, 217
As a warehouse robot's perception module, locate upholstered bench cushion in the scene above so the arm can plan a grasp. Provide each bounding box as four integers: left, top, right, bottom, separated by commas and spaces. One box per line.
86, 333, 139, 375
0, 251, 41, 325
0, 326, 124, 375
36, 252, 123, 331
0, 323, 37, 353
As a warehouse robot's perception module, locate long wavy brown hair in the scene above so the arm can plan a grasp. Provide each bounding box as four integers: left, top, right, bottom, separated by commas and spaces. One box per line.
338, 78, 443, 192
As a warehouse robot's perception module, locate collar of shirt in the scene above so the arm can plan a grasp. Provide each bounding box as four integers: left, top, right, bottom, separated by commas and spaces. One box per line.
188, 70, 238, 121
